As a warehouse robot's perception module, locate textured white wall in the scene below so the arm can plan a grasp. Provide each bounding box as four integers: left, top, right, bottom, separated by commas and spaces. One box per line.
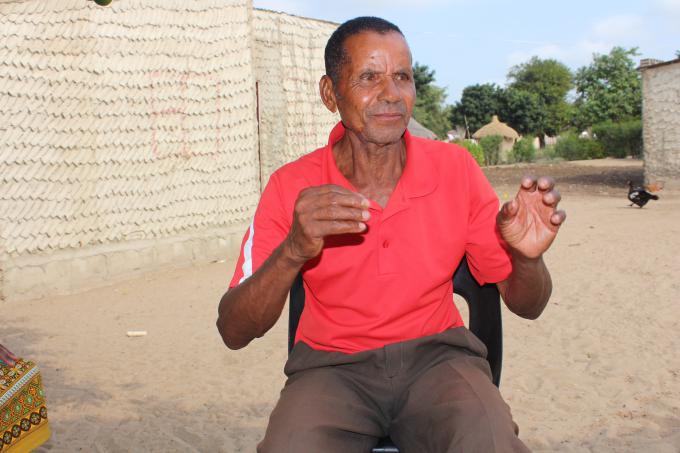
252, 9, 339, 186
0, 0, 260, 300
642, 61, 680, 188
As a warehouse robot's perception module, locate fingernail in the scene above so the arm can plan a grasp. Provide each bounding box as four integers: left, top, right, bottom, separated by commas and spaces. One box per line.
362, 210, 370, 220
359, 222, 367, 231
361, 198, 370, 208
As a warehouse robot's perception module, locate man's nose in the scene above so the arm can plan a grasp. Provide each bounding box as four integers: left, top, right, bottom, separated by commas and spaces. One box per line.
377, 76, 401, 103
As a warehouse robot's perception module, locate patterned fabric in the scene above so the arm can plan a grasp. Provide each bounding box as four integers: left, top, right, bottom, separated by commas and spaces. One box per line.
0, 358, 50, 452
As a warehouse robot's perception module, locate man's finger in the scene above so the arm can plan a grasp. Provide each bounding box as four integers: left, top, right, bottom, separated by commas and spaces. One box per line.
318, 220, 368, 236
498, 199, 519, 222
301, 185, 370, 208
297, 194, 369, 223
537, 176, 555, 191
520, 175, 537, 191
543, 189, 561, 206
318, 185, 370, 206
550, 210, 567, 226
321, 191, 370, 209
312, 205, 370, 222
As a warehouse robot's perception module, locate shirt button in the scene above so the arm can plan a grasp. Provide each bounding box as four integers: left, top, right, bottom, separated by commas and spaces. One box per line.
382, 240, 390, 248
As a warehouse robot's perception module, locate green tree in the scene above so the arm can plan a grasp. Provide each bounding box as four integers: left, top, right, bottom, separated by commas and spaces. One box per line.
413, 62, 435, 92
411, 63, 452, 139
591, 119, 642, 158
507, 57, 573, 144
574, 47, 642, 129
508, 57, 573, 105
497, 87, 543, 136
450, 83, 502, 137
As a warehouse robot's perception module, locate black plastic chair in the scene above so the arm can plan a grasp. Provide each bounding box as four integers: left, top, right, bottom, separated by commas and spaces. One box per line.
288, 256, 503, 453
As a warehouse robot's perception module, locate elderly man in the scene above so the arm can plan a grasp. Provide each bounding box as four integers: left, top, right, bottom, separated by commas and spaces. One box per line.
217, 16, 565, 453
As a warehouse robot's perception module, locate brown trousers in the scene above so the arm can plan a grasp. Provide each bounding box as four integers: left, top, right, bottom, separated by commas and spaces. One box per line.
258, 327, 530, 453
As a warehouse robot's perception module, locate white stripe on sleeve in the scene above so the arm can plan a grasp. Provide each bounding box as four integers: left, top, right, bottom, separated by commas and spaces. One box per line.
238, 220, 255, 284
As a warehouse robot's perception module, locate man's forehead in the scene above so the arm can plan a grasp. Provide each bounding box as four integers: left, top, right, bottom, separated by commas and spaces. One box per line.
343, 30, 412, 61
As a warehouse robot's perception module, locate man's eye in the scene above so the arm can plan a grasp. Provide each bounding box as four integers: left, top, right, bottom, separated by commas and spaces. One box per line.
360, 72, 377, 81
395, 73, 411, 81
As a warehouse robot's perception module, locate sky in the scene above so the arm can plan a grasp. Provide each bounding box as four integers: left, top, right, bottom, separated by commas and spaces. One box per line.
252, 0, 680, 104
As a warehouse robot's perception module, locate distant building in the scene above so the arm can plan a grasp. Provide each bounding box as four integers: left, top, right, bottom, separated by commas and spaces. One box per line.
0, 1, 337, 301
446, 126, 466, 142
472, 115, 519, 162
640, 58, 680, 189
408, 118, 437, 140
532, 135, 558, 149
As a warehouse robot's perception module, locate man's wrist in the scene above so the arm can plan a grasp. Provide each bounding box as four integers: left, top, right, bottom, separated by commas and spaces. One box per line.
279, 237, 309, 270
509, 249, 544, 266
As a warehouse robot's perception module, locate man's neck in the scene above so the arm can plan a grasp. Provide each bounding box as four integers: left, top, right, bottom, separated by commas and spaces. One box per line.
332, 131, 406, 208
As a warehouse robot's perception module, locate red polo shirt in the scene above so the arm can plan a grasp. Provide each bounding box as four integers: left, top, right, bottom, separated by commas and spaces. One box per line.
230, 122, 512, 353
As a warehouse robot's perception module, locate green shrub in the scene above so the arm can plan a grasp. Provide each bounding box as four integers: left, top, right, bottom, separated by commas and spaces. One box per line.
592, 119, 642, 158
539, 144, 559, 161
479, 135, 503, 166
555, 133, 604, 160
509, 137, 536, 163
454, 139, 485, 166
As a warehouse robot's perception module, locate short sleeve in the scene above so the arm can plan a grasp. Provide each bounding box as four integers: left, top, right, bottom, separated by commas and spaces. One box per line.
464, 154, 512, 285
229, 172, 291, 288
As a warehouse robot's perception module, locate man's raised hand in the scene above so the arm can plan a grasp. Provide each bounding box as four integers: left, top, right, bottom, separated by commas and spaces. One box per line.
497, 176, 566, 259
284, 185, 370, 265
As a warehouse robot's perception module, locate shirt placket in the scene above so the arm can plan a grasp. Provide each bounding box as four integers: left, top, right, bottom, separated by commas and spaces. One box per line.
377, 189, 409, 275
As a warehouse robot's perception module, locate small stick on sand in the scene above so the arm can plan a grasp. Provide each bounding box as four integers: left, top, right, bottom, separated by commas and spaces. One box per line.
126, 330, 147, 337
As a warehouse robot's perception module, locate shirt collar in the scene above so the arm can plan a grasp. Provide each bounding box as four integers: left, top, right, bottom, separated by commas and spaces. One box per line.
322, 121, 438, 199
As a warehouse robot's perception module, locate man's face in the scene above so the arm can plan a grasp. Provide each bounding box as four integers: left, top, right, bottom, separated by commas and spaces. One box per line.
330, 31, 415, 146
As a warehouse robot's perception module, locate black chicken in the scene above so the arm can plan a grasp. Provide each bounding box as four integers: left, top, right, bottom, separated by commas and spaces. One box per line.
627, 181, 659, 208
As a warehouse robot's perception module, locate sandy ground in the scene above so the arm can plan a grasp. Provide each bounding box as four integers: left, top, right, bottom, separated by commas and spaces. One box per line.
2, 159, 679, 452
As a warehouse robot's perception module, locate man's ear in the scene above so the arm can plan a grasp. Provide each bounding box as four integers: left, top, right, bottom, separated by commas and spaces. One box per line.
319, 75, 338, 113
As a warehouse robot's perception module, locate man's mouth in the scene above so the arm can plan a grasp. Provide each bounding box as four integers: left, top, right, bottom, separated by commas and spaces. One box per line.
371, 112, 403, 119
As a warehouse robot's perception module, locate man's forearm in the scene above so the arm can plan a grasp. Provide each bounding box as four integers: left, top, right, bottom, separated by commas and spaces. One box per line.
217, 239, 304, 350
497, 253, 552, 320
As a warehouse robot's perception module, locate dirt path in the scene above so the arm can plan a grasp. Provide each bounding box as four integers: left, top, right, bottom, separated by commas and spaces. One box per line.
483, 157, 644, 197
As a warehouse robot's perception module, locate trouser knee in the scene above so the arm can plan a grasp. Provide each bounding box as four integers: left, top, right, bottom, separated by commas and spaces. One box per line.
258, 423, 376, 453
446, 402, 528, 453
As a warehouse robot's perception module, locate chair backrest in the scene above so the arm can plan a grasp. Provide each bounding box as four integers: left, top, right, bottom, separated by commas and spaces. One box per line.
288, 255, 503, 386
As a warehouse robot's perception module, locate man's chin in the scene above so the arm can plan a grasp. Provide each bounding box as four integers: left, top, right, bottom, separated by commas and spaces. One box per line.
362, 124, 407, 146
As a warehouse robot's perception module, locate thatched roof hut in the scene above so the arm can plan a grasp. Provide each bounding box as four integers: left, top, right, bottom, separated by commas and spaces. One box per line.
472, 115, 519, 162
472, 115, 519, 140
